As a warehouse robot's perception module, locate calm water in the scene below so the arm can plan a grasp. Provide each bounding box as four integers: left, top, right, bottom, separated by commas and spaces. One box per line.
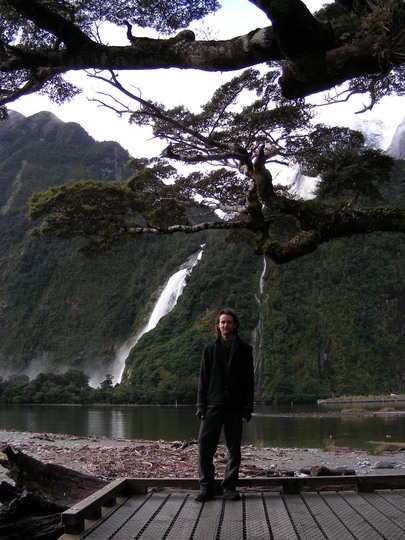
1, 402, 405, 450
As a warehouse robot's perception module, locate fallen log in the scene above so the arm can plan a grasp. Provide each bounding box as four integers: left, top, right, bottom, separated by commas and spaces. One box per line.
0, 486, 64, 540
310, 465, 356, 476
0, 445, 107, 540
1, 445, 107, 506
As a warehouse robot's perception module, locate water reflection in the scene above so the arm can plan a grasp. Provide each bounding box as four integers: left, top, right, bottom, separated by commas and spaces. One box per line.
1, 403, 404, 450
86, 408, 127, 439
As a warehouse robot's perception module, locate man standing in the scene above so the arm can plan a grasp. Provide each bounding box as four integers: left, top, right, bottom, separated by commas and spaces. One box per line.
195, 308, 254, 502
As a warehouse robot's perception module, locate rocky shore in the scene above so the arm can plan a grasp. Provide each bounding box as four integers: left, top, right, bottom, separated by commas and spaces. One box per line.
1, 429, 405, 482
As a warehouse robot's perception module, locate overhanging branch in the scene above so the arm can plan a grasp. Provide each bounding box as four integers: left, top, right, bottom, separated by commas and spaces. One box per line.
265, 205, 405, 263
127, 219, 250, 235
2, 0, 404, 103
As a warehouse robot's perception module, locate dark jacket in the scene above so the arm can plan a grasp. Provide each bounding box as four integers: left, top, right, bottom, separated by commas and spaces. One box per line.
197, 335, 254, 412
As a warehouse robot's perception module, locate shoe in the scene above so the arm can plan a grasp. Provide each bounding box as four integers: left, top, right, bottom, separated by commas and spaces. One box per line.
195, 488, 215, 502
223, 488, 241, 500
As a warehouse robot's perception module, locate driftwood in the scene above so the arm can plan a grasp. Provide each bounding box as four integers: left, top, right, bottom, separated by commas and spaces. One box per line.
309, 465, 356, 476
0, 483, 63, 540
0, 445, 107, 540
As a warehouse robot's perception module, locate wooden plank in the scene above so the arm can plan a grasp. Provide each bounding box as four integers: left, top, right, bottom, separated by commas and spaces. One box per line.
218, 496, 244, 540
321, 491, 384, 540
283, 493, 325, 540
366, 491, 405, 529
74, 496, 146, 539
67, 489, 405, 540
125, 478, 200, 491
263, 492, 299, 540
355, 476, 405, 493
111, 493, 172, 539
123, 475, 405, 493
302, 492, 354, 540
393, 488, 405, 500
164, 494, 214, 540
244, 493, 273, 540
377, 489, 405, 512
134, 494, 192, 540
61, 478, 128, 534
341, 491, 405, 539
191, 497, 223, 539
60, 476, 405, 537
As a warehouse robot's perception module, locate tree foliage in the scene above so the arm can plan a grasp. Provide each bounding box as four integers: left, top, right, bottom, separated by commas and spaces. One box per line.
2, 0, 405, 265
28, 66, 398, 263
0, 369, 139, 404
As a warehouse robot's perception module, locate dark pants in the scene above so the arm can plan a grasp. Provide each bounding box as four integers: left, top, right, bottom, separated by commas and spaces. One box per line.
198, 406, 243, 490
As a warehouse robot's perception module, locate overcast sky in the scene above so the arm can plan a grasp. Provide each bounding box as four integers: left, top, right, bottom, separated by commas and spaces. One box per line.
10, 0, 404, 157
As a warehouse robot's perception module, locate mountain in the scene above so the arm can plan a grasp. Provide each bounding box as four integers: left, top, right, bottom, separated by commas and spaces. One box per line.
0, 111, 405, 403
0, 111, 209, 384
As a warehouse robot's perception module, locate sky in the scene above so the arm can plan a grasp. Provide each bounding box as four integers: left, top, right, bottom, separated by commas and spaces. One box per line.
9, 0, 405, 158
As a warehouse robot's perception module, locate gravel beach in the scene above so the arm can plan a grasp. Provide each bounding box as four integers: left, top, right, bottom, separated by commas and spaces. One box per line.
1, 429, 405, 482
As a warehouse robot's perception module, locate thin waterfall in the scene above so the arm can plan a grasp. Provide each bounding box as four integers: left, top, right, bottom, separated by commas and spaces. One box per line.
252, 256, 267, 395
105, 246, 204, 386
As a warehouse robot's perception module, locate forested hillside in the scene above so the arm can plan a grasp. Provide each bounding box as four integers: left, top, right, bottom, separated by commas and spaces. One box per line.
0, 111, 210, 385
0, 112, 404, 403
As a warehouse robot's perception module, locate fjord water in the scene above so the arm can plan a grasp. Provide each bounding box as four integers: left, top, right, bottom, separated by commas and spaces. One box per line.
1, 402, 404, 450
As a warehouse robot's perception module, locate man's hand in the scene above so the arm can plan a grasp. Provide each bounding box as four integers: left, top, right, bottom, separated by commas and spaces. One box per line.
242, 410, 252, 422
196, 409, 206, 420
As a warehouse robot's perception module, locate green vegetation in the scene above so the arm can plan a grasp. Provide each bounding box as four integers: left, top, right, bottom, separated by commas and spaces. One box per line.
321, 436, 336, 452
1, 113, 405, 405
123, 233, 261, 403
318, 394, 405, 404
2, 3, 405, 407
368, 443, 385, 456
340, 407, 368, 414
0, 370, 135, 404
0, 112, 206, 378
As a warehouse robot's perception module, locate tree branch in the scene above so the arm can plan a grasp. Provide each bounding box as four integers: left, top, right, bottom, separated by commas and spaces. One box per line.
163, 146, 246, 164
265, 205, 405, 263
0, 26, 280, 73
4, 0, 96, 51
127, 219, 250, 235
0, 67, 63, 105
2, 0, 404, 103
89, 71, 252, 165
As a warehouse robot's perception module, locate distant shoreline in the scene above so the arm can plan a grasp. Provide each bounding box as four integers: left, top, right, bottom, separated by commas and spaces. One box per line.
317, 397, 405, 404
254, 410, 405, 418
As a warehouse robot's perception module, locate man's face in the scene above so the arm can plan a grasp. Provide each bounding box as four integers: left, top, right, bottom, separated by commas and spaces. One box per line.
218, 314, 236, 340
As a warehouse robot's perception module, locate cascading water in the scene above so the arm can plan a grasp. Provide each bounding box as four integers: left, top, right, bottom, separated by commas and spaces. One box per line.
106, 246, 204, 386
252, 256, 267, 394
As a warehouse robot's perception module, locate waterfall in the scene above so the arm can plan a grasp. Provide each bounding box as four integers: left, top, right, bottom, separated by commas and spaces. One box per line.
252, 256, 267, 394
103, 246, 204, 386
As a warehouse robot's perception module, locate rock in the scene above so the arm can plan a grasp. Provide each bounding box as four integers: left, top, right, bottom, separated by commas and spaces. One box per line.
373, 460, 396, 469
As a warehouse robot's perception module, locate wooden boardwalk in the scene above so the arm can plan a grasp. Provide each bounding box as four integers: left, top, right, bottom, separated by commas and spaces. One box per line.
59, 477, 405, 540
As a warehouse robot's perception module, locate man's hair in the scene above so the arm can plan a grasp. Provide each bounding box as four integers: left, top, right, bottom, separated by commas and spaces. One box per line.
215, 308, 240, 336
